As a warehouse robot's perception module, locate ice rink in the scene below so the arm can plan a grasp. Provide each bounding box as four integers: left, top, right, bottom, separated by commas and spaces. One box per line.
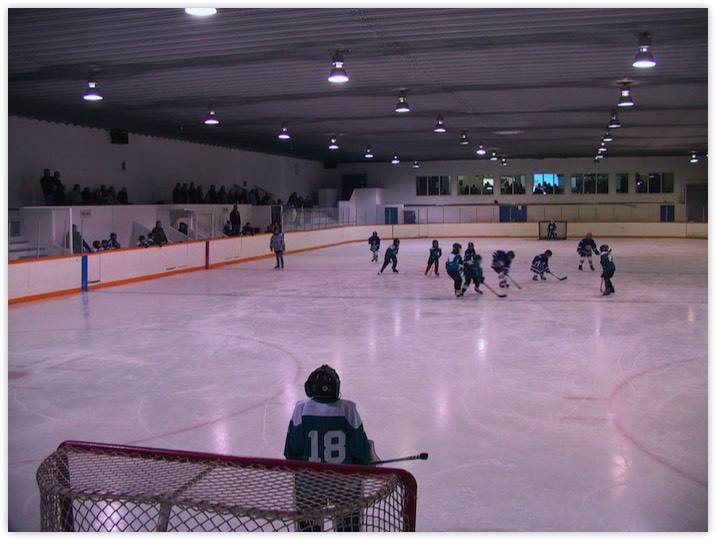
7, 236, 708, 531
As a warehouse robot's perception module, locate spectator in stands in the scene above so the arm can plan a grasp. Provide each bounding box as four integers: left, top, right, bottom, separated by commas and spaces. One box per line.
40, 168, 55, 205
249, 188, 259, 205
101, 239, 110, 250
242, 222, 254, 236
223, 220, 233, 237
178, 222, 188, 236
66, 224, 92, 254
173, 182, 182, 203
230, 205, 241, 236
82, 187, 92, 205
53, 171, 66, 205
218, 185, 227, 204
67, 184, 83, 204
92, 240, 103, 251
108, 232, 121, 249
196, 185, 204, 204
207, 185, 218, 204
188, 182, 198, 203
137, 235, 149, 247
180, 183, 189, 203
151, 220, 170, 245
117, 186, 129, 205
106, 186, 118, 204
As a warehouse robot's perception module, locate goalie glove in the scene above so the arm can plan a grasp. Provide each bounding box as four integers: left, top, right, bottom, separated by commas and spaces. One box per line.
368, 439, 380, 464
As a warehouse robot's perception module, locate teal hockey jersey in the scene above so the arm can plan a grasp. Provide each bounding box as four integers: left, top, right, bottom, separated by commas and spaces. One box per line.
284, 399, 371, 465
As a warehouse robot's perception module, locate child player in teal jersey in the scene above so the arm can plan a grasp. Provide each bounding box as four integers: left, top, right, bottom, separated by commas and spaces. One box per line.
284, 365, 378, 531
425, 239, 442, 276
461, 253, 485, 296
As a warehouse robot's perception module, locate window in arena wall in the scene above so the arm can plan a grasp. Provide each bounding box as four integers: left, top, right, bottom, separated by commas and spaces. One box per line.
532, 173, 564, 194
570, 173, 609, 194
458, 175, 494, 195
500, 175, 526, 195
636, 172, 674, 194
616, 173, 629, 194
416, 175, 451, 196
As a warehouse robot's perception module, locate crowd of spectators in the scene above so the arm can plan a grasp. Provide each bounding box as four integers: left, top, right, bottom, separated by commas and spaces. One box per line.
40, 168, 130, 206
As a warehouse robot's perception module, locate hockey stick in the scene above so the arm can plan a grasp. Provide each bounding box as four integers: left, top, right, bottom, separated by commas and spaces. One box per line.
481, 282, 507, 298
371, 453, 429, 466
506, 273, 522, 290
547, 271, 568, 281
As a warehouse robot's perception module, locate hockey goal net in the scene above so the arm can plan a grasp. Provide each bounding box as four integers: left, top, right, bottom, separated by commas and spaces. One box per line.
37, 441, 418, 532
538, 220, 568, 240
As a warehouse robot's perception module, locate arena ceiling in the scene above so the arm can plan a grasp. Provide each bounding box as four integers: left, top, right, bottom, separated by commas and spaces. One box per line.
8, 8, 708, 164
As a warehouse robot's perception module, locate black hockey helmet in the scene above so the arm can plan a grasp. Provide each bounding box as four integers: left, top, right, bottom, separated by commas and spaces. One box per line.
305, 365, 341, 402
432, 239, 439, 247
507, 250, 515, 259
600, 244, 610, 253
544, 250, 552, 257
473, 253, 482, 262
453, 242, 462, 251
372, 231, 377, 236
468, 242, 474, 248
394, 238, 400, 245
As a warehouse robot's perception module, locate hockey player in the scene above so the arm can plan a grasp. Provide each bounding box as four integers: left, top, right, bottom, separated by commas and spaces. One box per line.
368, 231, 380, 262
599, 244, 616, 296
546, 220, 557, 240
378, 239, 400, 274
445, 243, 464, 297
284, 365, 378, 531
269, 225, 285, 269
464, 242, 476, 262
491, 250, 515, 288
531, 249, 552, 281
461, 253, 485, 296
576, 232, 598, 271
425, 239, 442, 276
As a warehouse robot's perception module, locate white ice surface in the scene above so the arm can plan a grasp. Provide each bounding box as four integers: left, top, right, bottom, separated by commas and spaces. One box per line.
7, 237, 708, 531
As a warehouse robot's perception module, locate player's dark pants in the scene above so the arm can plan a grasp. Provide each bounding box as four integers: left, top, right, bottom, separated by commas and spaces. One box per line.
274, 250, 284, 268
425, 257, 439, 274
447, 269, 462, 294
601, 269, 615, 294
380, 253, 397, 273
463, 271, 482, 291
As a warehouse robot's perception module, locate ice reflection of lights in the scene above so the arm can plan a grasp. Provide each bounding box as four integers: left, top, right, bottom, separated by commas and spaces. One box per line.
687, 307, 695, 322
393, 311, 402, 337
610, 451, 630, 493
211, 422, 231, 455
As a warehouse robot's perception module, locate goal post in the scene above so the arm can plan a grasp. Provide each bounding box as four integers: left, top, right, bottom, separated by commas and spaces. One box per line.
538, 220, 568, 240
36, 440, 418, 532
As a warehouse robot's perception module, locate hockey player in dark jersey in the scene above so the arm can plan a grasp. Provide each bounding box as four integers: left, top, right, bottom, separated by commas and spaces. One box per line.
368, 231, 380, 262
445, 243, 464, 297
284, 365, 379, 531
378, 239, 400, 274
461, 253, 485, 296
530, 249, 552, 281
463, 242, 476, 262
491, 250, 515, 288
576, 232, 598, 271
425, 239, 442, 276
599, 244, 616, 296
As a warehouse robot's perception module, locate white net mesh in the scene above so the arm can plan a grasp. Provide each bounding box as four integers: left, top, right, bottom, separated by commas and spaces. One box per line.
37, 441, 417, 532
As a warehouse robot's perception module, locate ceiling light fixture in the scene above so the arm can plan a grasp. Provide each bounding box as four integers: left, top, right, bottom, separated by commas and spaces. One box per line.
185, 8, 217, 16
633, 32, 656, 68
459, 130, 469, 145
83, 79, 103, 101
500, 157, 507, 166
598, 141, 607, 153
433, 115, 446, 133
690, 152, 699, 163
277, 122, 290, 140
594, 154, 604, 162
328, 51, 349, 84
412, 160, 420, 169
204, 102, 219, 125
490, 150, 498, 161
395, 91, 410, 113
328, 136, 339, 150
602, 129, 613, 142
365, 146, 374, 159
476, 142, 487, 156
607, 110, 621, 129
391, 153, 400, 164
617, 82, 635, 107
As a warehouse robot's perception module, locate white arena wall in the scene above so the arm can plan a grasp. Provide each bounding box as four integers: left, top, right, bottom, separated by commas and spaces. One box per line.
8, 221, 706, 304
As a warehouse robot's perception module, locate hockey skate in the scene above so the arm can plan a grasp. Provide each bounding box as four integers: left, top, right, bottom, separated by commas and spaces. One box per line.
590, 265, 595, 271
533, 275, 539, 281
578, 264, 583, 271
